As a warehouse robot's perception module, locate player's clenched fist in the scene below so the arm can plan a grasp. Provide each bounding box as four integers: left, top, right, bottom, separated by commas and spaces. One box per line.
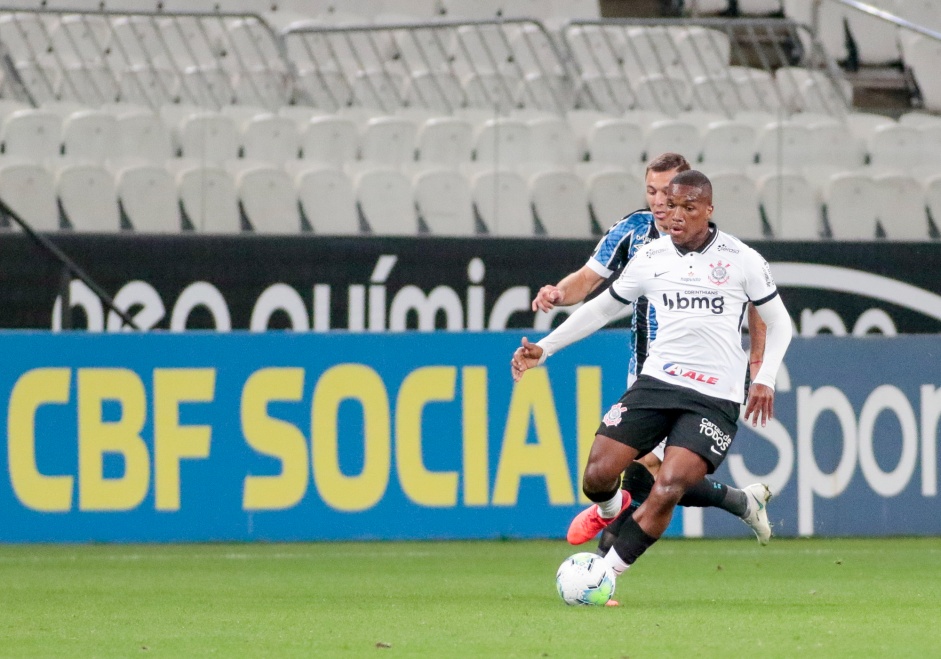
510, 336, 544, 382
532, 285, 563, 312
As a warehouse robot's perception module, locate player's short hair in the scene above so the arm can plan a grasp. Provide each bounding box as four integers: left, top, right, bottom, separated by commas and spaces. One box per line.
645, 153, 691, 175
670, 169, 713, 200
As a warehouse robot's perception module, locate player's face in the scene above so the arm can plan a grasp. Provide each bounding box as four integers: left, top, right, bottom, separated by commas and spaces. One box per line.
645, 168, 682, 232
666, 184, 714, 250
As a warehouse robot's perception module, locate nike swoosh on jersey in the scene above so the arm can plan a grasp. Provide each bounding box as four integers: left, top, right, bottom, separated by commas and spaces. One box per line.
654, 271, 669, 277
710, 446, 724, 456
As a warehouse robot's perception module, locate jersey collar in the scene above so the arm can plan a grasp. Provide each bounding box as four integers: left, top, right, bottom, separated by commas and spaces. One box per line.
673, 222, 719, 256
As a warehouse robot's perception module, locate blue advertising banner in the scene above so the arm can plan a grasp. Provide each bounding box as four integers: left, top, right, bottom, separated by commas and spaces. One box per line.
1, 331, 939, 543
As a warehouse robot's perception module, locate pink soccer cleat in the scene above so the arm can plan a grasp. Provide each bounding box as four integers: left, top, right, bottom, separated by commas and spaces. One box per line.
566, 492, 632, 545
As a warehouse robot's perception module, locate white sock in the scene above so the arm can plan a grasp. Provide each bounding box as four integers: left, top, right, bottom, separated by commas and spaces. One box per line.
604, 547, 630, 577
596, 490, 623, 519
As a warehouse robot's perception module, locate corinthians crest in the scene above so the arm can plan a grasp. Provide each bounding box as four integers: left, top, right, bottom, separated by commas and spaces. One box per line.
708, 261, 730, 285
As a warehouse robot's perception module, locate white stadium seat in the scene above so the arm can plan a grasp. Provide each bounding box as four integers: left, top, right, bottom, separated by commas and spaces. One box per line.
470, 167, 532, 236
114, 162, 180, 233
352, 165, 417, 235
241, 114, 301, 164
230, 161, 301, 234
177, 112, 240, 163
633, 74, 691, 114
116, 110, 175, 162
360, 115, 418, 165
710, 171, 764, 240
301, 115, 359, 165
1, 110, 62, 161
61, 110, 120, 162
807, 122, 865, 170
867, 124, 924, 173
577, 73, 637, 114
0, 160, 59, 231
289, 163, 359, 235
527, 116, 579, 166
474, 117, 530, 166
119, 66, 180, 107
174, 163, 241, 233
413, 167, 476, 236
755, 122, 814, 168
586, 117, 645, 167
821, 171, 879, 239
528, 167, 592, 238
700, 120, 757, 169
55, 162, 121, 232
405, 71, 465, 114
757, 171, 821, 240
416, 116, 474, 165
463, 71, 522, 113
872, 172, 928, 240
578, 164, 644, 226
645, 119, 702, 164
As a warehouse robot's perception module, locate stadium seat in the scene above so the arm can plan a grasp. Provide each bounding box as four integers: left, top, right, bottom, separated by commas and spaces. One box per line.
360, 115, 418, 165
821, 171, 879, 239
55, 162, 121, 232
113, 162, 180, 233
119, 66, 180, 107
781, 0, 848, 63
180, 66, 237, 108
755, 122, 814, 169
528, 168, 592, 237
645, 119, 701, 164
109, 16, 164, 68
7, 61, 59, 105
587, 117, 645, 168
689, 75, 739, 115
867, 124, 923, 172
624, 27, 678, 81
710, 171, 764, 239
872, 172, 928, 240
61, 110, 120, 162
756, 171, 822, 240
295, 68, 353, 111
416, 116, 474, 165
775, 66, 850, 115
405, 71, 465, 113
738, 0, 782, 14
469, 167, 532, 235
729, 67, 784, 113
0, 13, 49, 63
566, 109, 615, 159
904, 36, 941, 112
117, 110, 173, 163
473, 117, 529, 166
225, 17, 285, 71
808, 121, 865, 170
451, 24, 515, 78
0, 161, 59, 231
1, 110, 62, 161
352, 165, 418, 235
59, 64, 121, 106
520, 72, 578, 114
463, 71, 522, 113
845, 5, 902, 66
0, 100, 30, 125
235, 68, 293, 108
577, 73, 637, 114
241, 114, 301, 164
413, 166, 476, 235
278, 105, 329, 131
578, 164, 644, 227
173, 162, 242, 233
633, 74, 691, 114
48, 14, 111, 65
527, 116, 579, 166
899, 112, 941, 129
177, 111, 240, 163
289, 162, 359, 235
220, 104, 270, 129
844, 111, 896, 142
301, 115, 359, 165
672, 27, 731, 79
352, 69, 407, 112
508, 23, 565, 77
700, 120, 757, 170
229, 161, 302, 234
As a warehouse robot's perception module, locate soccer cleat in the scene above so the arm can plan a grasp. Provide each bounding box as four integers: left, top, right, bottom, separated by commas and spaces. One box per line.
741, 483, 773, 545
567, 491, 632, 545
604, 599, 620, 607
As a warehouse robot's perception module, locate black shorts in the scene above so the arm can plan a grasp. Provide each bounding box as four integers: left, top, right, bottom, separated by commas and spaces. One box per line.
596, 375, 741, 473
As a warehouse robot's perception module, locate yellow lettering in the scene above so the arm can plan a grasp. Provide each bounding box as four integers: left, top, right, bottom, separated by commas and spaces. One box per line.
78, 369, 148, 511
462, 367, 489, 506
312, 364, 389, 512
7, 368, 73, 512
154, 369, 214, 511
492, 369, 574, 505
396, 366, 458, 507
242, 368, 308, 510
577, 367, 603, 504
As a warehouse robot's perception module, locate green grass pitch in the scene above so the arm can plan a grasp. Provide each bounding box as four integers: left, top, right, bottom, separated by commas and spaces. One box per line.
1, 538, 939, 658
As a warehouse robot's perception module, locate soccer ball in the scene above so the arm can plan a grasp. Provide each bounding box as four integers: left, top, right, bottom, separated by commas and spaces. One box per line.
555, 552, 616, 606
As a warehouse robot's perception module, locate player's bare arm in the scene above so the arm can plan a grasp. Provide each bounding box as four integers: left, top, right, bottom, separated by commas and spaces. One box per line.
744, 294, 792, 427
532, 265, 605, 312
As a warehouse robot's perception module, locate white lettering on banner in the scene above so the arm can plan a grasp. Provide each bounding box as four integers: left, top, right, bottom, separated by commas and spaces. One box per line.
857, 386, 918, 497
48, 259, 941, 333
107, 281, 165, 331
251, 283, 309, 331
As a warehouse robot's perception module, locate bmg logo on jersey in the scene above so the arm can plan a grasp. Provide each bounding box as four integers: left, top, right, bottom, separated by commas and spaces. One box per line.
699, 417, 732, 453
661, 292, 725, 314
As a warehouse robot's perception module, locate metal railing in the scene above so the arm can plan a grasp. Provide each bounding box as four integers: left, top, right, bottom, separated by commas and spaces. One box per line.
561, 17, 850, 117
281, 17, 575, 114
0, 8, 292, 110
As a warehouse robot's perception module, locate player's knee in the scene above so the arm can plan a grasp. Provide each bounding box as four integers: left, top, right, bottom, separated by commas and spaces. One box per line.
582, 462, 617, 494
648, 478, 686, 509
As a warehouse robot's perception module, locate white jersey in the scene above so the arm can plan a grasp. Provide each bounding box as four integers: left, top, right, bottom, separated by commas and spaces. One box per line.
608, 226, 778, 404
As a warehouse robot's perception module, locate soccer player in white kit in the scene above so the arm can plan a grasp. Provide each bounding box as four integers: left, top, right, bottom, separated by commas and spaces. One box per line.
511, 170, 792, 583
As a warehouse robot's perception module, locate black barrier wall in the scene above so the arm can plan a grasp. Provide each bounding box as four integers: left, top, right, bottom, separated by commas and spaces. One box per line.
1, 235, 940, 334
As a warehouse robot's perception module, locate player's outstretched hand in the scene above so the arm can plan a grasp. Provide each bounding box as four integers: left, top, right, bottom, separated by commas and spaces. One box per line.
744, 383, 774, 427
510, 337, 544, 382
532, 285, 562, 312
